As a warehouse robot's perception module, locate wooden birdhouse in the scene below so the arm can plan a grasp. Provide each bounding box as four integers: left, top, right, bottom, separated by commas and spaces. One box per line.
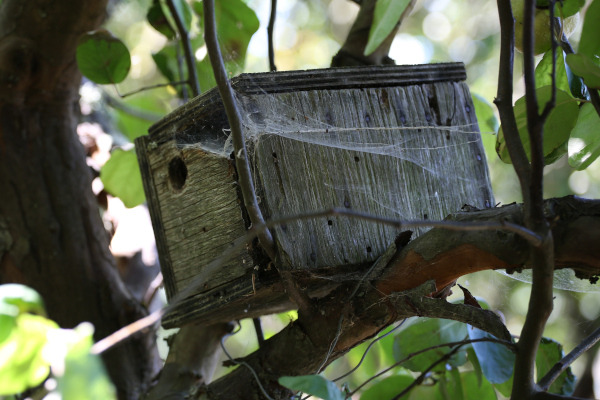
135, 63, 494, 328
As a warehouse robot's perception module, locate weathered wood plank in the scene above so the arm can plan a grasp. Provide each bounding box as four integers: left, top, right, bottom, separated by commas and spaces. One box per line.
138, 63, 493, 328
248, 82, 493, 271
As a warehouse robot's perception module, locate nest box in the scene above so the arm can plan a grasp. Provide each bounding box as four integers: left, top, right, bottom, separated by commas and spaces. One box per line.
135, 63, 494, 328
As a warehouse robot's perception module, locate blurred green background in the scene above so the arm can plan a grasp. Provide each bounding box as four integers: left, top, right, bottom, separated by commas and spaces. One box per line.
80, 0, 600, 397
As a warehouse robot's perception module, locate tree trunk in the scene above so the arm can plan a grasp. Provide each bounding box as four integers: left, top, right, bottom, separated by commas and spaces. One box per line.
0, 1, 160, 398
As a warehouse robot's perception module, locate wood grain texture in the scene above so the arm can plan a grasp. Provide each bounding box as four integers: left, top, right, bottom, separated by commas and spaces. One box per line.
249, 82, 493, 271
137, 63, 493, 327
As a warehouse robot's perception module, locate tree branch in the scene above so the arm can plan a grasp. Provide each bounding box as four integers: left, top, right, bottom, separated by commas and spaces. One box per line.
202, 0, 277, 261
166, 0, 200, 97
511, 1, 557, 398
495, 0, 531, 201
349, 337, 515, 395
538, 325, 600, 391
268, 0, 277, 72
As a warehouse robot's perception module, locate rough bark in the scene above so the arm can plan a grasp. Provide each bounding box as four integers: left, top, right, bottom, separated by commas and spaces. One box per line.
0, 1, 160, 398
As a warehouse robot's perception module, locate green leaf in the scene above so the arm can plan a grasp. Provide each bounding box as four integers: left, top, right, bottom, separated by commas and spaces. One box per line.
578, 0, 600, 60
278, 375, 345, 400
535, 50, 571, 94
147, 0, 176, 39
466, 348, 483, 388
76, 30, 131, 85
100, 148, 145, 208
493, 373, 513, 397
393, 318, 468, 373
56, 323, 117, 400
460, 371, 497, 400
566, 53, 600, 89
0, 284, 45, 316
406, 383, 443, 400
193, 0, 260, 92
0, 284, 46, 343
113, 96, 165, 142
564, 53, 589, 100
364, 0, 412, 56
0, 314, 57, 395
568, 103, 600, 170
360, 375, 414, 400
439, 369, 464, 400
472, 94, 499, 134
554, 0, 582, 18
496, 86, 579, 164
169, 0, 194, 33
152, 43, 180, 83
536, 337, 576, 395
467, 327, 514, 384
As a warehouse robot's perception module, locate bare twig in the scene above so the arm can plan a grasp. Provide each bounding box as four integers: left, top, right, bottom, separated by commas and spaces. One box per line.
175, 38, 189, 103
142, 272, 163, 309
91, 310, 163, 354
113, 80, 189, 98
332, 320, 406, 382
268, 0, 277, 72
103, 93, 162, 121
494, 0, 531, 200
391, 346, 462, 400
538, 324, 600, 391
220, 326, 275, 400
349, 337, 515, 396
252, 317, 265, 348
166, 0, 200, 97
202, 0, 277, 261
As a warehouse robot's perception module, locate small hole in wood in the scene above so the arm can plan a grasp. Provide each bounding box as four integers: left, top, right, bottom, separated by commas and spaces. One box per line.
202, 227, 207, 232
327, 220, 333, 226
423, 214, 428, 220
344, 201, 351, 208
354, 156, 360, 162
272, 152, 277, 158
310, 253, 317, 261
168, 156, 187, 192
366, 246, 372, 253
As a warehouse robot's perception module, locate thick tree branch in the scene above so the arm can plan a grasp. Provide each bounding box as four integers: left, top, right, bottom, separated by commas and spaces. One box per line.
199, 197, 600, 399
511, 0, 557, 398
0, 1, 160, 398
145, 323, 232, 400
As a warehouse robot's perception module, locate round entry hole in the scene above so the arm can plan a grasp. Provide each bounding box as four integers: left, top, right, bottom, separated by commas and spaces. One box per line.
169, 156, 188, 192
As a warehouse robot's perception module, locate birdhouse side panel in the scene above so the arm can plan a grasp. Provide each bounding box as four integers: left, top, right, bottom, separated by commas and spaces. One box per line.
243, 82, 493, 271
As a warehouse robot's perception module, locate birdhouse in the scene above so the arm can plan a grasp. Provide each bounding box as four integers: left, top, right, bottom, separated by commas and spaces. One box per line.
135, 63, 494, 328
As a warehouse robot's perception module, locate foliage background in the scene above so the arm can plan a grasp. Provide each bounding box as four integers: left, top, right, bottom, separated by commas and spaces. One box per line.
72, 0, 600, 397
